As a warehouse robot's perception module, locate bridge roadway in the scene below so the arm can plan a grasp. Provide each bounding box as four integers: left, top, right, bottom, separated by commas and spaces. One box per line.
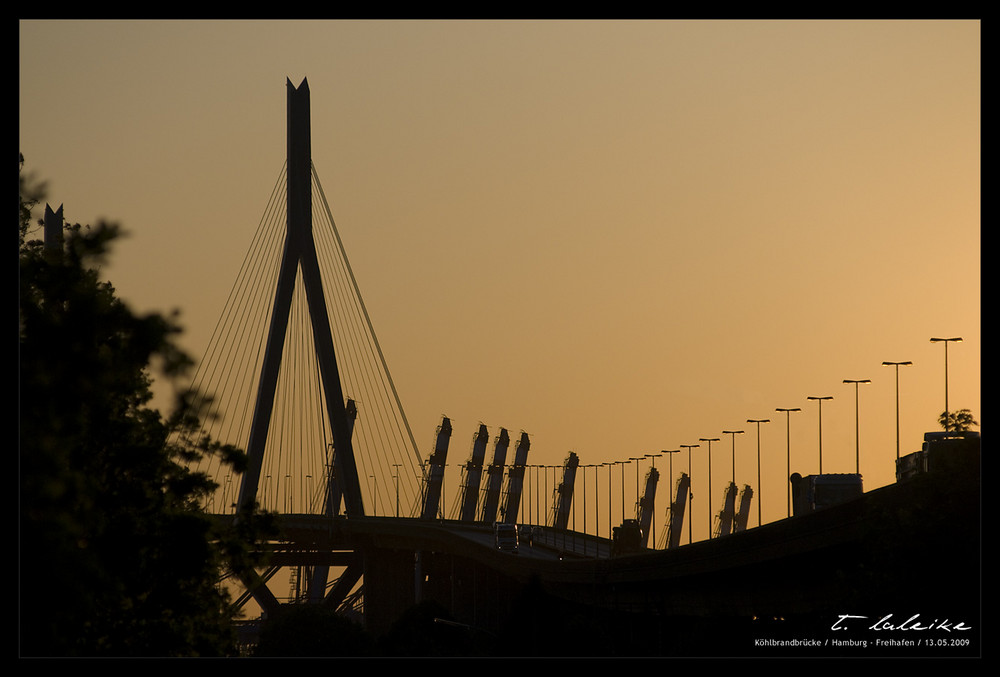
242, 460, 978, 623
270, 514, 612, 564
215, 444, 978, 653
262, 504, 883, 619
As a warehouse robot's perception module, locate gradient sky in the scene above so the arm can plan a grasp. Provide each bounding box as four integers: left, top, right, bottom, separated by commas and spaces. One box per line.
20, 20, 980, 539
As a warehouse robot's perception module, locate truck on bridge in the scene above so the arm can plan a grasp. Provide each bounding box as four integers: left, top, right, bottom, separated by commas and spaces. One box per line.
789, 473, 863, 516
897, 431, 981, 481
493, 522, 519, 553
612, 519, 643, 557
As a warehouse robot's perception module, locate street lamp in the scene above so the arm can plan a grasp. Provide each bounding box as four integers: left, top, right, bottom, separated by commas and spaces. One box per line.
589, 464, 597, 541
930, 337, 962, 431
662, 450, 679, 503
605, 462, 613, 539
700, 438, 719, 538
536, 464, 543, 526
882, 361, 913, 462
662, 450, 680, 493
662, 450, 681, 545
592, 464, 599, 540
524, 465, 533, 525
619, 460, 629, 523
645, 454, 661, 548
680, 444, 700, 544
661, 450, 680, 543
392, 464, 401, 518
630, 457, 643, 519
544, 464, 553, 526
747, 419, 770, 527
843, 379, 871, 474
807, 397, 833, 474
775, 408, 801, 518
722, 430, 745, 487
438, 465, 446, 520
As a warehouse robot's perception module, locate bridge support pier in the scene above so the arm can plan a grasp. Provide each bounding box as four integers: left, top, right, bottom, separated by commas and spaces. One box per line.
362, 546, 419, 636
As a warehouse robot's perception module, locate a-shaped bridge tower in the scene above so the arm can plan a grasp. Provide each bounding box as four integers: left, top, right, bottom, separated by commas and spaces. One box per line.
182, 79, 427, 619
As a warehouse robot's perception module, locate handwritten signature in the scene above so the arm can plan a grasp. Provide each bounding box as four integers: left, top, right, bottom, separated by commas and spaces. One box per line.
832, 614, 972, 632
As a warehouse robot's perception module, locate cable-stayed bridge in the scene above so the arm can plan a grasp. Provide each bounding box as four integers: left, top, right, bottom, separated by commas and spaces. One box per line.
177, 79, 979, 653
181, 79, 618, 631
184, 117, 424, 523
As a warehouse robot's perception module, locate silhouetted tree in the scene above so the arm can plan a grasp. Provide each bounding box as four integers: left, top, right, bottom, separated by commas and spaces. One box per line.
19, 158, 272, 656
939, 409, 978, 433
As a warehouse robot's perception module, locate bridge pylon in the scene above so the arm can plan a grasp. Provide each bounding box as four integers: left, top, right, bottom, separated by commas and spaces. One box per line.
236, 78, 364, 519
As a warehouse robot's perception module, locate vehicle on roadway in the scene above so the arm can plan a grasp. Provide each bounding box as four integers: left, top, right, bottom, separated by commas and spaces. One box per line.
493, 522, 519, 553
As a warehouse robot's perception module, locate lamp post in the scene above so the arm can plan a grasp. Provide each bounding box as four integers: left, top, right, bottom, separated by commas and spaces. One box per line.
606, 462, 613, 539
593, 464, 599, 541
544, 464, 552, 526
747, 419, 769, 527
930, 337, 962, 431
662, 450, 680, 495
645, 453, 661, 548
843, 379, 871, 474
722, 430, 744, 487
662, 449, 680, 548
536, 464, 543, 526
660, 449, 680, 507
439, 465, 446, 520
392, 464, 401, 517
680, 444, 699, 544
619, 460, 629, 523
882, 361, 913, 462
524, 465, 533, 525
524, 464, 530, 525
807, 397, 833, 474
552, 464, 560, 520
699, 438, 719, 538
630, 457, 643, 519
775, 408, 801, 518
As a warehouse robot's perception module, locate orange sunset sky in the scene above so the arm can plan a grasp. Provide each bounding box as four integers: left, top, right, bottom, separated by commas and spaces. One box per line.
20, 20, 980, 541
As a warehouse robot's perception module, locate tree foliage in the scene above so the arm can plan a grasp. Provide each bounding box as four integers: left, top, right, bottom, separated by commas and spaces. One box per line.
19, 158, 272, 656
938, 408, 978, 433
